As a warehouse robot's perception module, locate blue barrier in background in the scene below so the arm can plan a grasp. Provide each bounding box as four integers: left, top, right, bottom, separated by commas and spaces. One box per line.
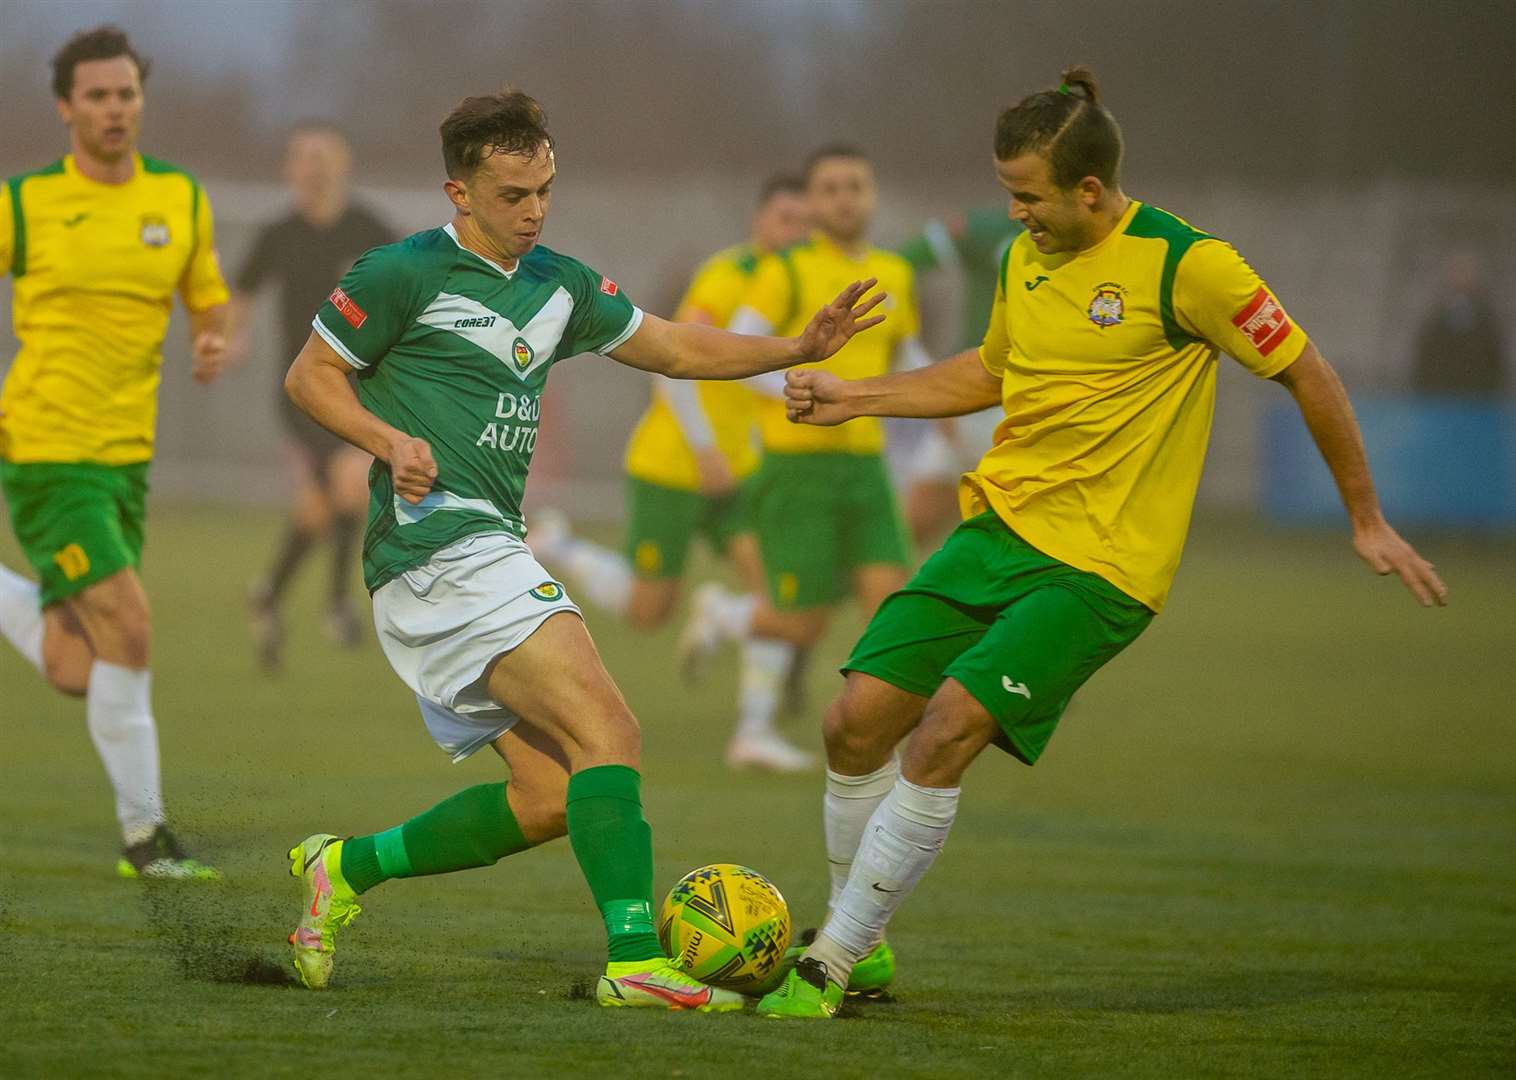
1262, 398, 1516, 527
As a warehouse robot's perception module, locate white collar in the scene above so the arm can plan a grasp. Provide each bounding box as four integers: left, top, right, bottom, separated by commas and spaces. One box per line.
444, 222, 517, 278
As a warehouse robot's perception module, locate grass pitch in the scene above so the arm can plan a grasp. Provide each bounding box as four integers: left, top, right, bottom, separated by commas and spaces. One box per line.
1, 503, 1512, 1077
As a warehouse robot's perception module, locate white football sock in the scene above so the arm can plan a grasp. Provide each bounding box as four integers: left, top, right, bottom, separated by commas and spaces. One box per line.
824, 757, 900, 909
736, 637, 794, 739
0, 564, 45, 673
86, 661, 165, 844
555, 537, 632, 617
811, 776, 960, 986
707, 587, 756, 641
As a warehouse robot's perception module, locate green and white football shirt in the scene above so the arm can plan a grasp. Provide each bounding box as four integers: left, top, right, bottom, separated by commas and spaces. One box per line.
312, 224, 642, 591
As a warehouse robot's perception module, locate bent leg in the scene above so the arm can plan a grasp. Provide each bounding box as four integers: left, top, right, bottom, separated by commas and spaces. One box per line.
67, 569, 162, 842
41, 602, 95, 696
335, 721, 569, 895
485, 611, 662, 962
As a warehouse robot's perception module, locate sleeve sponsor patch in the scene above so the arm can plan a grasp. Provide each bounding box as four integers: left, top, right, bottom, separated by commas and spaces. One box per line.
598, 276, 619, 297
1231, 286, 1292, 356
329, 286, 368, 330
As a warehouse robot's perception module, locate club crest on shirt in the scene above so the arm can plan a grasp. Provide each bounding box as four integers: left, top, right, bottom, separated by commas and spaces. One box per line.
529, 581, 564, 602
139, 214, 171, 248
1087, 281, 1126, 327
511, 336, 534, 372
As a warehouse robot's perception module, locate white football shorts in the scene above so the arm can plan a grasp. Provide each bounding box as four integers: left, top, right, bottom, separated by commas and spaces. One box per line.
371, 530, 580, 762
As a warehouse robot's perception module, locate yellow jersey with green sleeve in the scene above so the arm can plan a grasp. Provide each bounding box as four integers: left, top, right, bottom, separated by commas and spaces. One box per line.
622, 243, 760, 490
739, 232, 920, 455
0, 153, 229, 465
965, 200, 1307, 613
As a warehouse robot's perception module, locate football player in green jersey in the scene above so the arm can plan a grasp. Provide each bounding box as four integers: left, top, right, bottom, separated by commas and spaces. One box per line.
280, 89, 884, 1009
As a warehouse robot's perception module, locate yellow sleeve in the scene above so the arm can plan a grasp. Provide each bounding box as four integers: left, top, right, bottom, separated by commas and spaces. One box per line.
1174, 238, 1307, 378
978, 250, 1011, 377
891, 263, 922, 343
180, 185, 230, 312
736, 253, 796, 331
0, 184, 13, 275
675, 258, 738, 324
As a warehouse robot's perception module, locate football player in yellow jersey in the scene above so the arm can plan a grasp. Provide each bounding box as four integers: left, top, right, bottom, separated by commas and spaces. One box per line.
759, 67, 1447, 1018
681, 146, 930, 766
529, 175, 816, 770
0, 27, 229, 880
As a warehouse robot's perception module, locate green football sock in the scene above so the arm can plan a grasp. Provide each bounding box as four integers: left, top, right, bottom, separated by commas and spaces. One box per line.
340, 782, 530, 895
565, 764, 663, 963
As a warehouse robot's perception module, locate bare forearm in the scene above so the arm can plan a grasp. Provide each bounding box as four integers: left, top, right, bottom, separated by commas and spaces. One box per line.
285, 352, 406, 462
189, 302, 227, 339
838, 349, 1000, 419
1274, 346, 1382, 528
659, 321, 803, 380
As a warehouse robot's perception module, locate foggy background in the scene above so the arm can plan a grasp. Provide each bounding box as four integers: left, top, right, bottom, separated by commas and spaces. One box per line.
2, 0, 1514, 517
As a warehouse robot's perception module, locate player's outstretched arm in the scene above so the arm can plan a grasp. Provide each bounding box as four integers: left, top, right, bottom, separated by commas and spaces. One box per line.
609, 279, 886, 380
285, 331, 437, 504
1270, 342, 1448, 607
785, 347, 1001, 427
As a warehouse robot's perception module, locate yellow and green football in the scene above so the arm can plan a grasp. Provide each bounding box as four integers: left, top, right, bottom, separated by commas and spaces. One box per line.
658, 863, 791, 994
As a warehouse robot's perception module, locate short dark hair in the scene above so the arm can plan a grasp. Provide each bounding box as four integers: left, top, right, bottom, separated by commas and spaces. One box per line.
994, 64, 1123, 190
440, 89, 553, 180
757, 174, 805, 205
804, 144, 870, 183
51, 25, 150, 101
288, 119, 351, 146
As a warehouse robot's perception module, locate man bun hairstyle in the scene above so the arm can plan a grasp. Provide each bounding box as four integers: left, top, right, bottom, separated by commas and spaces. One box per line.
51, 24, 150, 100
440, 88, 553, 179
994, 64, 1123, 190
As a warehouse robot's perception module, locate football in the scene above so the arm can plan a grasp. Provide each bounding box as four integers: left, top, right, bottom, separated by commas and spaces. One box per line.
658, 863, 792, 994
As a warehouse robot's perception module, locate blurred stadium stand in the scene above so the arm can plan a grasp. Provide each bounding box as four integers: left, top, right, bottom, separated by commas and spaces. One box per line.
2, 0, 1512, 524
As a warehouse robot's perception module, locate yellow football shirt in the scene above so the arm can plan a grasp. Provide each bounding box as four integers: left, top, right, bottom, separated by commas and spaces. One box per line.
741, 232, 919, 454
623, 244, 761, 490
965, 200, 1307, 612
0, 153, 229, 465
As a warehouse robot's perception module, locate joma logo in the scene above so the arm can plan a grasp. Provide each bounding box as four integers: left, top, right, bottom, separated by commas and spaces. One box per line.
454, 316, 496, 328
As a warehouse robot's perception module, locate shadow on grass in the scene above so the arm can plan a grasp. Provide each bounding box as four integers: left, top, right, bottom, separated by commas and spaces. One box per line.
140, 883, 297, 987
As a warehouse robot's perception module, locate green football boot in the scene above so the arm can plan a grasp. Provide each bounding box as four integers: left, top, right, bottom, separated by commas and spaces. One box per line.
115, 825, 222, 881
596, 958, 746, 1012
756, 957, 844, 1019
781, 928, 895, 996
287, 833, 362, 989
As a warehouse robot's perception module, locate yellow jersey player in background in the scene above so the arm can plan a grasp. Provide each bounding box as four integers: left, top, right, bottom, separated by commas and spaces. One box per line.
0, 27, 230, 879
759, 66, 1447, 1018
529, 174, 813, 770
679, 145, 930, 774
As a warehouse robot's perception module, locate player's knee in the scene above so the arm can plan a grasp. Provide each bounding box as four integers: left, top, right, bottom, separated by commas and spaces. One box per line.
626, 587, 674, 630
41, 647, 90, 697
823, 680, 892, 766
512, 783, 568, 843
905, 691, 997, 786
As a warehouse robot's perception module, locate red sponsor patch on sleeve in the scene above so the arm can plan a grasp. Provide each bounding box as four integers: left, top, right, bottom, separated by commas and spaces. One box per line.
1231, 286, 1293, 357
598, 276, 619, 297
329, 286, 368, 330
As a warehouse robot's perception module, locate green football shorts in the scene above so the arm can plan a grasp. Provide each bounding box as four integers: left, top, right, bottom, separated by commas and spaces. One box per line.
749, 451, 911, 609
845, 511, 1153, 765
623, 475, 751, 580
0, 460, 150, 606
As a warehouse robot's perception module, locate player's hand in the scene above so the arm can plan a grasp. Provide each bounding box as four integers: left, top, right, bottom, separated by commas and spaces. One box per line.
191, 331, 228, 385
794, 279, 887, 364
694, 447, 737, 496
389, 435, 438, 504
785, 368, 853, 427
1352, 519, 1448, 608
